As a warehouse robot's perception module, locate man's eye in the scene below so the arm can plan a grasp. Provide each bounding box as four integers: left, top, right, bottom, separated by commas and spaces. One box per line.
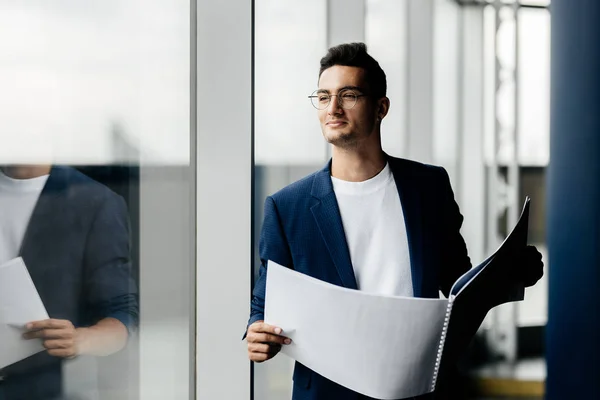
342, 94, 356, 99
319, 96, 329, 102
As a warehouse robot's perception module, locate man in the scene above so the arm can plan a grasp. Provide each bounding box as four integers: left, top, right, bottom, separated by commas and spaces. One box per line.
245, 43, 543, 399
0, 164, 138, 399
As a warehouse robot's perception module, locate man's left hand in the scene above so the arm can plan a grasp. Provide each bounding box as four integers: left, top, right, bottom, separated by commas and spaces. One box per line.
517, 245, 544, 287
23, 319, 81, 359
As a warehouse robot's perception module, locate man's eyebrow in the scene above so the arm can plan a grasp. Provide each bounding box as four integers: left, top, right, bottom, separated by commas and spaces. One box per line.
316, 86, 363, 94
338, 85, 363, 92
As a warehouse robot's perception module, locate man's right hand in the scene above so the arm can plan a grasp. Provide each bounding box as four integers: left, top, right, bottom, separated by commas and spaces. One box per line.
246, 321, 291, 363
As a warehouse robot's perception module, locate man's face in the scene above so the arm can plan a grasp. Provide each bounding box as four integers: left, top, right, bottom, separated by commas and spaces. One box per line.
317, 65, 379, 149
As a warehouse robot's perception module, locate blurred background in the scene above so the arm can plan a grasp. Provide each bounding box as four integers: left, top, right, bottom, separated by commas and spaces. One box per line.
1, 0, 598, 399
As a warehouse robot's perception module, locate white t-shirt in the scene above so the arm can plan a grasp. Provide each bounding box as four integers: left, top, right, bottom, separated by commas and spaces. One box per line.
0, 170, 49, 264
331, 163, 413, 297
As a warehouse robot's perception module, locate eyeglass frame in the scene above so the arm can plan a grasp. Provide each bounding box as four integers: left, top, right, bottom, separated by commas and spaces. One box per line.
308, 87, 369, 110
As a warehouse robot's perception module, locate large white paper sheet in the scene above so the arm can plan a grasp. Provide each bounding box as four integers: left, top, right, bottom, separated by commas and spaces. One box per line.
0, 257, 49, 369
265, 261, 449, 399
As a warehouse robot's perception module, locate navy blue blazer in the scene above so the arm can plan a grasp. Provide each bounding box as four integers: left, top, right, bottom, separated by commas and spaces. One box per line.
0, 166, 138, 400
248, 156, 471, 400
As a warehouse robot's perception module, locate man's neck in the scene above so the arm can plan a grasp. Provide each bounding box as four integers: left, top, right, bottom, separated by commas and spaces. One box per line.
331, 145, 386, 182
1, 165, 52, 180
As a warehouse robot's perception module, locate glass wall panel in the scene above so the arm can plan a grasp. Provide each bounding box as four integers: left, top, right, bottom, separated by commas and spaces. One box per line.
365, 0, 408, 157
0, 2, 194, 399
255, 0, 327, 166
516, 6, 550, 327
517, 8, 550, 166
253, 1, 327, 399
0, 1, 190, 165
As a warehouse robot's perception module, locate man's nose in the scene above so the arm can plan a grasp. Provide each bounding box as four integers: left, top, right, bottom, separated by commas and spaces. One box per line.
327, 95, 343, 115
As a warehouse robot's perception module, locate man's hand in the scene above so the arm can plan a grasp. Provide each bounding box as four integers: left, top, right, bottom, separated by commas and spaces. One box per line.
246, 321, 291, 363
23, 319, 81, 359
516, 245, 544, 287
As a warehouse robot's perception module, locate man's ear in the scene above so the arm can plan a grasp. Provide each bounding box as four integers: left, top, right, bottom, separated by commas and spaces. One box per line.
377, 97, 390, 121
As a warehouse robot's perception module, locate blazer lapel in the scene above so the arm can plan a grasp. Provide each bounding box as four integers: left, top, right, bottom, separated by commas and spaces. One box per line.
388, 157, 425, 297
310, 161, 358, 290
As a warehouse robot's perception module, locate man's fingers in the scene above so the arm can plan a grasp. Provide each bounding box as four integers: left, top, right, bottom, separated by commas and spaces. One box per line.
247, 322, 291, 345
249, 352, 269, 363
248, 332, 291, 345
522, 246, 544, 287
248, 342, 283, 354
269, 344, 282, 355
526, 264, 544, 285
250, 321, 284, 336
26, 319, 71, 331
22, 330, 42, 340
248, 344, 282, 363
23, 329, 73, 340
43, 339, 72, 350
524, 246, 543, 263
248, 343, 270, 354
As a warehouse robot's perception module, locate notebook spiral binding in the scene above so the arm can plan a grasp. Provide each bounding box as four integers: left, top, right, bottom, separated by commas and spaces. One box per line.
431, 296, 455, 392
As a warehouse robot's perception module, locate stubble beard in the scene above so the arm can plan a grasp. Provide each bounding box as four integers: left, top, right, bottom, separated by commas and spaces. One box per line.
324, 128, 361, 150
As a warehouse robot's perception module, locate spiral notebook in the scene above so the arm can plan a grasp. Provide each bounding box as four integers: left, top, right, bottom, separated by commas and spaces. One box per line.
264, 197, 530, 399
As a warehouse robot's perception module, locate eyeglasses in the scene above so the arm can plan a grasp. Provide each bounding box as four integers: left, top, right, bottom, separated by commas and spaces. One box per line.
308, 89, 367, 110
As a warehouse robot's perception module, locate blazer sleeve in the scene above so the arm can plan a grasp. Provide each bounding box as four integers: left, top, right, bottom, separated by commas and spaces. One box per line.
83, 192, 139, 334
245, 196, 294, 336
437, 167, 472, 297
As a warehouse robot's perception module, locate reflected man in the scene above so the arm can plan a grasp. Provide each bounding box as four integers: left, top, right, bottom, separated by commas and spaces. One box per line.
0, 164, 138, 400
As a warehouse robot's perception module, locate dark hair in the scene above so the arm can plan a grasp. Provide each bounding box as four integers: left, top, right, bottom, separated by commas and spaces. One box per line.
319, 42, 387, 99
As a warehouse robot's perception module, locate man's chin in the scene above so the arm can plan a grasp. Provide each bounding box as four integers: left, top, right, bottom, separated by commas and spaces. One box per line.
324, 132, 357, 148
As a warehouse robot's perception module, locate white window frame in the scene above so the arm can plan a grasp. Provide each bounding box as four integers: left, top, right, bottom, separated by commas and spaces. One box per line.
195, 0, 253, 399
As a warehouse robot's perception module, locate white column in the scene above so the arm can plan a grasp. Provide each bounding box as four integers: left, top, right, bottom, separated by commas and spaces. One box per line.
196, 0, 252, 398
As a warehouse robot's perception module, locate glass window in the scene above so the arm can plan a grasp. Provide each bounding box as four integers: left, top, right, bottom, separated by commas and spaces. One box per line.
515, 7, 550, 326
255, 0, 327, 166
0, 2, 194, 399
0, 1, 190, 165
481, 1, 550, 349
517, 8, 550, 166
483, 5, 497, 167
254, 1, 326, 399
365, 0, 408, 157
432, 0, 461, 179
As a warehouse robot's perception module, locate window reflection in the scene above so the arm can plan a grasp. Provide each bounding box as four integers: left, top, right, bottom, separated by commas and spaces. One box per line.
0, 1, 189, 165
0, 2, 193, 399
